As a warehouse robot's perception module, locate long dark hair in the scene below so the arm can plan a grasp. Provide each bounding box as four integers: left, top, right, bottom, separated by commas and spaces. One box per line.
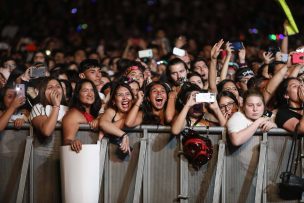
107, 82, 134, 110
0, 84, 15, 111
37, 77, 67, 107
69, 79, 101, 118
142, 81, 170, 125
275, 77, 300, 108
217, 90, 239, 106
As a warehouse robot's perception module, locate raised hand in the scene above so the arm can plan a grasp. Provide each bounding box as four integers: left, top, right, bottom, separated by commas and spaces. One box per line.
263, 52, 274, 65
225, 41, 234, 55
50, 89, 62, 107
10, 95, 25, 110
211, 39, 224, 60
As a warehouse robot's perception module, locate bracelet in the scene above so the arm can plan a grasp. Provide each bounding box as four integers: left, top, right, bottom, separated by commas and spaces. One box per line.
121, 132, 128, 138
53, 105, 60, 109
134, 104, 141, 107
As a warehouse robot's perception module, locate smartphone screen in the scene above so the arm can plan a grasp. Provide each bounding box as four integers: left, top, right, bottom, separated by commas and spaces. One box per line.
16, 84, 25, 97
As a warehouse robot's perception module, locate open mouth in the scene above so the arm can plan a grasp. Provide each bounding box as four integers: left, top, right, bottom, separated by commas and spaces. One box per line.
121, 101, 129, 109
155, 97, 164, 107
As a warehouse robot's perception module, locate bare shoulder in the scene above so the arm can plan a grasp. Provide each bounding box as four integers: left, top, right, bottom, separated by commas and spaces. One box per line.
63, 109, 85, 123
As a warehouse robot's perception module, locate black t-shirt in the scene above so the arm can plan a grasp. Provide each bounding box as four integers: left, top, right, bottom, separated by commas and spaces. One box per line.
275, 107, 302, 128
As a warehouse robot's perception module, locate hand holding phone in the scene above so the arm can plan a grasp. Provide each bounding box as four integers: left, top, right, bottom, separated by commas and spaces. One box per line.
196, 93, 216, 103
231, 42, 244, 51
15, 84, 25, 98
138, 49, 153, 58
291, 53, 304, 64
173, 47, 186, 57
29, 66, 47, 78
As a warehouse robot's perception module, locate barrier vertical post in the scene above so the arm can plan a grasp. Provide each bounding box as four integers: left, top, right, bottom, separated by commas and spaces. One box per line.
178, 135, 189, 203
133, 128, 148, 203
16, 126, 34, 203
255, 132, 268, 203
98, 138, 108, 202
143, 129, 151, 203
103, 140, 110, 203
213, 128, 226, 203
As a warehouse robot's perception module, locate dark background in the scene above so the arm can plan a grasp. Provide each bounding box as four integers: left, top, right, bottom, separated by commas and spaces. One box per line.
1, 0, 304, 51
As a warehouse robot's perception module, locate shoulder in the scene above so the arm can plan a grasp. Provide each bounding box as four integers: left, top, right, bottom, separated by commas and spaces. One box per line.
29, 103, 47, 121
275, 107, 301, 128
63, 108, 85, 124
227, 111, 251, 133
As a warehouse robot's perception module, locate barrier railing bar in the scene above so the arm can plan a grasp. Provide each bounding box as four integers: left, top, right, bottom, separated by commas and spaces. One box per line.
98, 139, 108, 202
5, 123, 291, 135
133, 128, 148, 203
178, 136, 189, 203
16, 135, 33, 203
255, 133, 268, 203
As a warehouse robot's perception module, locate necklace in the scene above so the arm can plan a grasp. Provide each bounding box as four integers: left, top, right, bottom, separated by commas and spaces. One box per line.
288, 106, 303, 111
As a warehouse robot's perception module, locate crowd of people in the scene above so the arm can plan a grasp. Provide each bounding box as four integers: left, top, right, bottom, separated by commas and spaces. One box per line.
1, 20, 304, 159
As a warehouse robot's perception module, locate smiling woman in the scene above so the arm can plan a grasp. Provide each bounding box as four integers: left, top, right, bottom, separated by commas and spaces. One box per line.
99, 82, 134, 155
125, 81, 169, 127
62, 79, 102, 153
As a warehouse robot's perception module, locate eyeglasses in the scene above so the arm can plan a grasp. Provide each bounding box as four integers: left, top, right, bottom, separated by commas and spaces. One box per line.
219, 101, 235, 111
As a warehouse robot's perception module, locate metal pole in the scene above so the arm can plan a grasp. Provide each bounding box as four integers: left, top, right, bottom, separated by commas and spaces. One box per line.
133, 128, 148, 203
16, 135, 33, 203
178, 135, 189, 203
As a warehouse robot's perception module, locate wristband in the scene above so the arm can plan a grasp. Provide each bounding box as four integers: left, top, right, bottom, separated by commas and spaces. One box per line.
121, 132, 128, 138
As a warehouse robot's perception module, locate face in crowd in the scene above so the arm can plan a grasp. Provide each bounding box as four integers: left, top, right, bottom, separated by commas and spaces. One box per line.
80, 66, 102, 87
218, 92, 238, 119
169, 62, 188, 86
79, 82, 95, 107
113, 85, 133, 113
243, 94, 264, 121
193, 60, 208, 81
45, 79, 63, 105
148, 83, 168, 110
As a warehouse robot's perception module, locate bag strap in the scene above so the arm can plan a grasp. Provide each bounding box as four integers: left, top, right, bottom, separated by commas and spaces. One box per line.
286, 123, 300, 173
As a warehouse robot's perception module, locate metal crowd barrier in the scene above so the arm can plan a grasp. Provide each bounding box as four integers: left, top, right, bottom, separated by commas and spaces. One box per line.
0, 124, 299, 203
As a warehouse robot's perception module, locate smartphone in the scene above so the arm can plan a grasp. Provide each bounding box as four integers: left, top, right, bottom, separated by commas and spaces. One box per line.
231, 42, 244, 51
263, 110, 272, 118
276, 52, 288, 62
138, 49, 153, 58
196, 93, 216, 103
30, 66, 46, 78
173, 47, 186, 57
268, 47, 280, 56
15, 84, 25, 97
291, 53, 304, 64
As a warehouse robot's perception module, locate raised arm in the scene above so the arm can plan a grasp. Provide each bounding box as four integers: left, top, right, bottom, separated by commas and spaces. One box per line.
31, 90, 62, 137
165, 86, 179, 124
208, 99, 227, 126
263, 65, 288, 105
0, 96, 25, 131
125, 91, 144, 128
171, 92, 197, 135
220, 42, 233, 81
209, 39, 224, 93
